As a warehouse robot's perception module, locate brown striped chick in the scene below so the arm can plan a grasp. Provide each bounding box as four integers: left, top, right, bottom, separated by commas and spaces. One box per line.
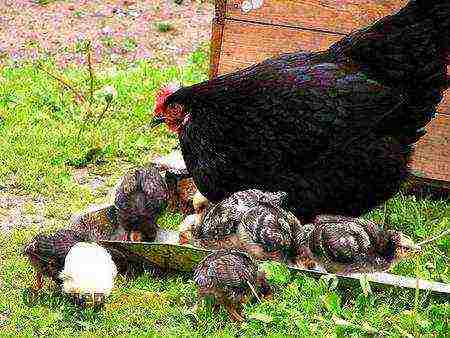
292, 215, 420, 274
235, 203, 297, 261
151, 149, 198, 215
194, 249, 271, 322
189, 190, 303, 264
193, 189, 289, 242
114, 166, 168, 242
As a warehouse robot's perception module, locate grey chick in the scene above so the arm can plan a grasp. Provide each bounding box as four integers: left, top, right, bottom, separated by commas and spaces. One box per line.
292, 215, 420, 274
114, 166, 168, 242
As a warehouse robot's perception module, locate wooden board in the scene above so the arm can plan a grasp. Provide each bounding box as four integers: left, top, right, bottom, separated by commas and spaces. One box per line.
225, 0, 409, 35
218, 20, 343, 74
409, 114, 450, 186
209, 0, 450, 185
217, 21, 450, 116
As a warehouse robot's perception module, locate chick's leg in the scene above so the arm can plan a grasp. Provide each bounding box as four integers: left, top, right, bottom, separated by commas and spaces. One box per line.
35, 271, 43, 290
224, 302, 245, 322
213, 302, 221, 314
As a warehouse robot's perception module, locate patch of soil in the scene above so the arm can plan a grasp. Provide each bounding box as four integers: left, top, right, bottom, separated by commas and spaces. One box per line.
0, 193, 46, 232
0, 0, 214, 68
0, 1, 214, 232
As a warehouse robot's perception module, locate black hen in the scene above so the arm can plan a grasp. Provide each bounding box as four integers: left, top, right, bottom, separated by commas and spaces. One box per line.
153, 0, 449, 220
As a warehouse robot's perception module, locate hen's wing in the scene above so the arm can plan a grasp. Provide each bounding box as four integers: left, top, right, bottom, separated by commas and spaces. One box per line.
175, 51, 406, 166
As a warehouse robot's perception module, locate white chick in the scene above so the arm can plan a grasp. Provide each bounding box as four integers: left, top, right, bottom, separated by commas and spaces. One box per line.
59, 242, 117, 306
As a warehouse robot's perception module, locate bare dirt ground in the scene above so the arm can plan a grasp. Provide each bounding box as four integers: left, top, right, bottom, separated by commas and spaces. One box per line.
0, 0, 213, 230
0, 0, 213, 68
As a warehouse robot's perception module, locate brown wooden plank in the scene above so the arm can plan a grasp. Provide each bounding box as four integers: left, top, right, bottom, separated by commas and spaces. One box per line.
225, 0, 409, 34
209, 0, 227, 78
209, 21, 225, 78
217, 20, 450, 116
409, 114, 450, 183
218, 19, 342, 74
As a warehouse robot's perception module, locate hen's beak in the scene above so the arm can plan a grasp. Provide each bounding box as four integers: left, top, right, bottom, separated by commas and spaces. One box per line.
151, 117, 166, 128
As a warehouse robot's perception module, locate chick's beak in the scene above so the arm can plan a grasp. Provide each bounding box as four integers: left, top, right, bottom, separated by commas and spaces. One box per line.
399, 234, 421, 251
151, 116, 166, 128
129, 231, 143, 242
396, 233, 421, 257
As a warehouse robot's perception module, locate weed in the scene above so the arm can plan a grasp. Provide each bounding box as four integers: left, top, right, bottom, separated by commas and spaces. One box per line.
156, 22, 174, 33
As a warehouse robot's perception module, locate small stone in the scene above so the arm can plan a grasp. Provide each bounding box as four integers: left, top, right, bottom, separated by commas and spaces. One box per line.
90, 177, 105, 191
128, 10, 140, 18
101, 26, 113, 36
110, 53, 120, 62
241, 0, 252, 13
251, 0, 264, 9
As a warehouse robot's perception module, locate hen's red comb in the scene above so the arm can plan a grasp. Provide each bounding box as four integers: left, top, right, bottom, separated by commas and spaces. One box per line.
154, 82, 181, 116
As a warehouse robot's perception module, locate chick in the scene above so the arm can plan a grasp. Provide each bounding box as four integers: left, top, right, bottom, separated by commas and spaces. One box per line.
194, 249, 271, 322
23, 206, 163, 301
59, 242, 117, 307
23, 229, 87, 290
114, 166, 168, 242
193, 189, 289, 240
236, 203, 299, 261
189, 190, 301, 262
178, 191, 210, 245
164, 172, 198, 215
293, 215, 421, 274
178, 214, 196, 245
192, 191, 209, 227
152, 150, 198, 215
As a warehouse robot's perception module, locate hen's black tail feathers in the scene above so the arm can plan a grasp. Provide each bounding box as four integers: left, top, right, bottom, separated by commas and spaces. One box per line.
331, 0, 449, 143
332, 0, 449, 87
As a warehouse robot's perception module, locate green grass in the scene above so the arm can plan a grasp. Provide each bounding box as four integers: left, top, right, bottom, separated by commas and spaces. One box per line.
0, 48, 449, 336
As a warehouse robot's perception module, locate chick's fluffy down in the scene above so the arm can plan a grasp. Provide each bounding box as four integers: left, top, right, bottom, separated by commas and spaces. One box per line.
60, 242, 117, 296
